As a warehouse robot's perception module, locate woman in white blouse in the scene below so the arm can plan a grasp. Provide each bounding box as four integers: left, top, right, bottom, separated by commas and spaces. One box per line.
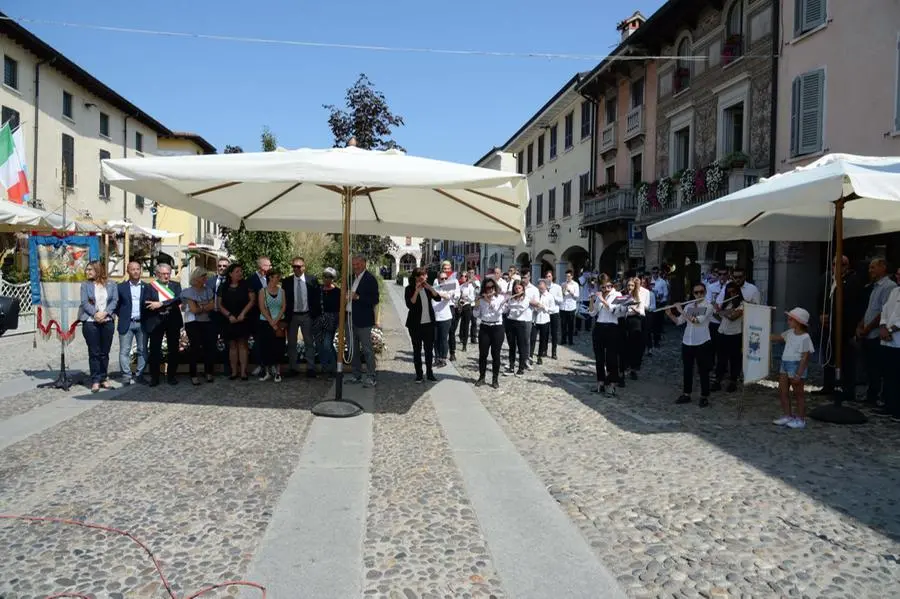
432, 272, 458, 368
590, 274, 626, 395
666, 282, 714, 407
621, 277, 646, 381
531, 281, 556, 365
713, 281, 744, 393
503, 280, 531, 376
473, 278, 508, 388
560, 270, 580, 345
78, 260, 119, 393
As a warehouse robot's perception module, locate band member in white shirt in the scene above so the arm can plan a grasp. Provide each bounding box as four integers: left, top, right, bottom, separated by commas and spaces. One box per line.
667, 282, 714, 406
590, 274, 627, 395
878, 286, 900, 420
531, 280, 557, 365
435, 262, 461, 361
456, 273, 477, 352
473, 278, 508, 388
432, 272, 458, 367
650, 267, 669, 349
622, 277, 647, 380
559, 270, 580, 345
541, 270, 563, 359
504, 280, 532, 376
466, 269, 481, 343
521, 272, 542, 366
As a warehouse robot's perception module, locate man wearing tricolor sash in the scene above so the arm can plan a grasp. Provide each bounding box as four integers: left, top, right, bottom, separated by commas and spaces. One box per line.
142, 263, 183, 386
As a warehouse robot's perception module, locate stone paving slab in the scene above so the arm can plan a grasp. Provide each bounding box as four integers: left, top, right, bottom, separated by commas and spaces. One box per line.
0, 332, 121, 384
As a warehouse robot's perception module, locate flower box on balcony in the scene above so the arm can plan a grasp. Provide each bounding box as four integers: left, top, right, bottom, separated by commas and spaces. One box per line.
723, 151, 750, 169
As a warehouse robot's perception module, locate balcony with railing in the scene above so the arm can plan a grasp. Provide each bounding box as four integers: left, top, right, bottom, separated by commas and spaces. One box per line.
600, 123, 616, 153
624, 105, 644, 140
580, 187, 638, 227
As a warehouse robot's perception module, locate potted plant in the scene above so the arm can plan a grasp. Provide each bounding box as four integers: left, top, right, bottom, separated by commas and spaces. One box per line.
671, 169, 686, 183
725, 151, 750, 169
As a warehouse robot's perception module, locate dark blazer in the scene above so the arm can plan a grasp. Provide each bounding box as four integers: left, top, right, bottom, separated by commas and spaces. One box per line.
141, 280, 183, 333
116, 280, 149, 334
282, 274, 322, 319
404, 283, 440, 328
350, 270, 379, 329
78, 281, 119, 323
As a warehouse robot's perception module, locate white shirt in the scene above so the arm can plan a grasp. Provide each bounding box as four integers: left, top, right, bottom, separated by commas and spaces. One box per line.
652, 277, 669, 304
706, 280, 725, 324
458, 283, 476, 307
676, 301, 712, 346
432, 288, 457, 322
642, 286, 656, 311
294, 274, 308, 313
524, 283, 540, 310
129, 281, 142, 319
347, 271, 364, 312
716, 283, 760, 333
94, 283, 108, 313
561, 280, 580, 311
534, 292, 556, 325
591, 290, 625, 324
865, 276, 897, 339
546, 282, 563, 314
636, 286, 652, 316
781, 330, 815, 361
505, 295, 532, 322
474, 295, 505, 324
625, 291, 646, 317
880, 286, 900, 348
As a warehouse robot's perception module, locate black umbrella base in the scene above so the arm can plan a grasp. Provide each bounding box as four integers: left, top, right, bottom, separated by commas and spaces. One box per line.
311, 399, 365, 418
809, 402, 868, 425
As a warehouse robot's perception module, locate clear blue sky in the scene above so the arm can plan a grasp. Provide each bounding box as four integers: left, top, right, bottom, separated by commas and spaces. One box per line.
7, 0, 665, 164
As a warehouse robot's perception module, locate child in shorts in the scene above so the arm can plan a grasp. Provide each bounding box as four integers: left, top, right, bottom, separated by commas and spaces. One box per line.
771, 307, 815, 429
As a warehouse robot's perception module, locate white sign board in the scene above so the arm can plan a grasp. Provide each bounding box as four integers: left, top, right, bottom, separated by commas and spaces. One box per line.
742, 303, 772, 384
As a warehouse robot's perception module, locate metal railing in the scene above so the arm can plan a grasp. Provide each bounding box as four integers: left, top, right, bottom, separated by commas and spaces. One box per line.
580, 188, 639, 227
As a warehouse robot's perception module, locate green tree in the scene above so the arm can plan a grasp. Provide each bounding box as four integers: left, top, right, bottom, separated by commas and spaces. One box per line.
221, 131, 293, 273
323, 74, 402, 272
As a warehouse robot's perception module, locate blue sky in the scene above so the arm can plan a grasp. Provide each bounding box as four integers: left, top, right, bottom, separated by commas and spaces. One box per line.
7, 0, 665, 163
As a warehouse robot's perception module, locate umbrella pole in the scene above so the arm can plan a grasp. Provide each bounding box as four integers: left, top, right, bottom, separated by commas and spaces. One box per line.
311, 186, 364, 418
809, 197, 867, 424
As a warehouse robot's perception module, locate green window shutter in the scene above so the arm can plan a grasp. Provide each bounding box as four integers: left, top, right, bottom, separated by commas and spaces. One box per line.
798, 69, 825, 156
790, 77, 801, 156
803, 0, 826, 32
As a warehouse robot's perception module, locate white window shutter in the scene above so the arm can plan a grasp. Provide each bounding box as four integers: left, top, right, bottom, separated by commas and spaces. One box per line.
798, 70, 825, 155
803, 0, 826, 32
790, 77, 801, 156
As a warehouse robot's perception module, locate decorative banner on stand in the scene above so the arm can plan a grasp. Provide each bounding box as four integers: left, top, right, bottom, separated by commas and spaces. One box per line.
742, 303, 773, 384
29, 234, 101, 341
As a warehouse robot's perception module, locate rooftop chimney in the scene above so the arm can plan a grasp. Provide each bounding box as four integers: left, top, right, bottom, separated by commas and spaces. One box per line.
617, 11, 646, 42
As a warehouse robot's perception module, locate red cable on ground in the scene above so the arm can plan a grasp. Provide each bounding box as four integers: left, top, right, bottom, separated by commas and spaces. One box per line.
0, 514, 266, 599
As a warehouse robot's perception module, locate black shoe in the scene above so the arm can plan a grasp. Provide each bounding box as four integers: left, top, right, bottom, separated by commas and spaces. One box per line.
149, 378, 160, 387
710, 381, 722, 392
676, 394, 691, 404
240, 376, 249, 381
449, 354, 456, 362
306, 370, 317, 379
537, 357, 543, 365
595, 383, 606, 394
515, 369, 525, 376
726, 383, 737, 393
167, 378, 178, 386
415, 375, 424, 384
630, 371, 638, 381
811, 388, 835, 396
491, 378, 500, 389
504, 366, 514, 376
699, 396, 710, 407
617, 380, 626, 388
551, 353, 558, 360
475, 377, 485, 387
426, 373, 438, 382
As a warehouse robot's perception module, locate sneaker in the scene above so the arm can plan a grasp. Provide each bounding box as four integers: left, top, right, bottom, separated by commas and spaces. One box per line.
258, 371, 271, 382
675, 394, 691, 404
363, 377, 376, 388
251, 366, 262, 376
786, 417, 807, 429
474, 377, 485, 387
698, 396, 709, 408
515, 369, 525, 376
274, 373, 283, 383
504, 366, 514, 376
773, 415, 794, 426
607, 386, 616, 397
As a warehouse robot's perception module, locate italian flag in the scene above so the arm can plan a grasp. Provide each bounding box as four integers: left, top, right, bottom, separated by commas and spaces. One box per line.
0, 124, 30, 204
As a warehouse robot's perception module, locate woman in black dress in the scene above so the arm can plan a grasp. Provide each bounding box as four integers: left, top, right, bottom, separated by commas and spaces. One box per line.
217, 263, 256, 380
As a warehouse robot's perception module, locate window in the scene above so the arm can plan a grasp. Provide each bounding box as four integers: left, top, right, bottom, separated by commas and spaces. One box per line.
790, 69, 825, 157
580, 101, 592, 139
526, 143, 533, 173
517, 152, 525, 174
631, 78, 644, 108
794, 0, 826, 37
99, 150, 111, 198
564, 112, 574, 149
605, 97, 617, 124
536, 193, 544, 225
136, 194, 145, 210
562, 181, 572, 217
405, 236, 412, 246
549, 124, 558, 159
61, 134, 75, 188
548, 188, 556, 221
631, 153, 643, 187
722, 102, 745, 155
526, 198, 532, 227
1, 106, 20, 130
579, 172, 590, 212
675, 39, 692, 93
135, 131, 144, 153
605, 164, 615, 185
3, 55, 17, 90
673, 126, 691, 172
63, 91, 73, 119
100, 112, 110, 137
537, 134, 545, 167
724, 1, 745, 61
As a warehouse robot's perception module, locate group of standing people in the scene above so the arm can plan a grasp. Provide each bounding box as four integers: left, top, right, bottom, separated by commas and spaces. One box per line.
78, 254, 381, 391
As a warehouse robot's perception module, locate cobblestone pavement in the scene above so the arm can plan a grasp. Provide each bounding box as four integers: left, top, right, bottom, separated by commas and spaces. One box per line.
460, 324, 900, 598
0, 330, 122, 384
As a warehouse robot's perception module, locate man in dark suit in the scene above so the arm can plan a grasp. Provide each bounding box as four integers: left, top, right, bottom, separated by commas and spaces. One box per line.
282, 256, 322, 378
142, 262, 183, 386
247, 256, 271, 376
207, 257, 231, 376
116, 260, 149, 384
347, 255, 380, 387
816, 255, 866, 402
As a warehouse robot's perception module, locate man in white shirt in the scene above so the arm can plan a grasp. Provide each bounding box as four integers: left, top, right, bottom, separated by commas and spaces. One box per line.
650, 267, 670, 348
858, 258, 897, 404
559, 270, 580, 345
533, 270, 563, 359
705, 266, 730, 377
521, 272, 542, 365
877, 285, 900, 420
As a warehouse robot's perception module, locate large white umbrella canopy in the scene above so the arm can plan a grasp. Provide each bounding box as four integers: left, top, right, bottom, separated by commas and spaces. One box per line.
100, 146, 528, 245
647, 154, 900, 242
0, 199, 57, 230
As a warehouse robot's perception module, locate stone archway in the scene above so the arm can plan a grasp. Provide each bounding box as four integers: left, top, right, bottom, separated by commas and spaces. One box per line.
399, 253, 417, 273
561, 245, 590, 275
599, 240, 628, 279
534, 249, 556, 281
382, 253, 397, 278
516, 252, 531, 274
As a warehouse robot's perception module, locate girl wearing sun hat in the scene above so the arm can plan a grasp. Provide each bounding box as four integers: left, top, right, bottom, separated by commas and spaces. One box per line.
771, 307, 815, 429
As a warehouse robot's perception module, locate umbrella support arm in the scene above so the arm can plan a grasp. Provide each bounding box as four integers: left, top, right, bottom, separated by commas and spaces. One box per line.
311, 187, 365, 418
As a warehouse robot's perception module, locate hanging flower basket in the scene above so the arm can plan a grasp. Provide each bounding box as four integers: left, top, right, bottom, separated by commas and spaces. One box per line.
657, 177, 674, 207
636, 182, 650, 211
705, 162, 726, 193
679, 167, 696, 201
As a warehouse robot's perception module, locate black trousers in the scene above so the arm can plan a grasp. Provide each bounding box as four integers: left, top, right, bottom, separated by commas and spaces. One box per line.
506, 320, 529, 371
548, 313, 559, 354
408, 322, 435, 377
478, 323, 504, 378
468, 306, 478, 342
592, 323, 620, 383
149, 320, 181, 382
560, 309, 576, 344
617, 319, 629, 375
708, 321, 720, 374
682, 341, 712, 396
651, 311, 665, 347
448, 307, 459, 355
624, 315, 645, 371
882, 345, 900, 416
576, 302, 593, 332
458, 305, 473, 346
822, 332, 857, 401
185, 321, 216, 377
863, 337, 885, 402
531, 322, 550, 357
715, 333, 742, 382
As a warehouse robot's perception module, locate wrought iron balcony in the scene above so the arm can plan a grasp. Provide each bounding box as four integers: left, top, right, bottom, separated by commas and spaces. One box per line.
580, 188, 638, 227
624, 105, 644, 140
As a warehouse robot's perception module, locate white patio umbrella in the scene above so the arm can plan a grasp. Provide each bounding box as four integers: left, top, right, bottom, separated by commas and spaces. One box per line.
647, 153, 900, 424
0, 199, 57, 231
101, 144, 528, 416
